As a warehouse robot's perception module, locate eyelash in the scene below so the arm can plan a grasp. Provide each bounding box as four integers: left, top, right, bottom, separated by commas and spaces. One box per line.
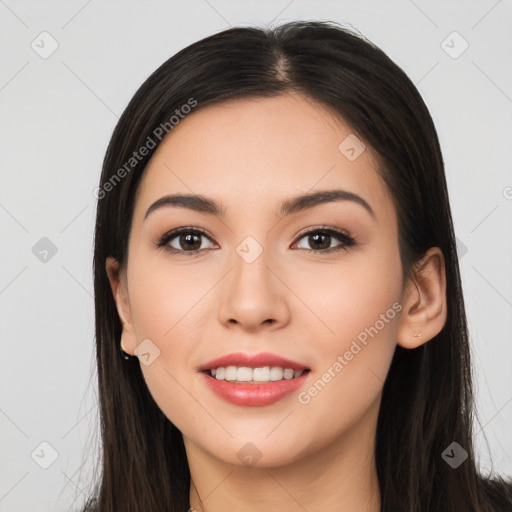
155, 225, 357, 256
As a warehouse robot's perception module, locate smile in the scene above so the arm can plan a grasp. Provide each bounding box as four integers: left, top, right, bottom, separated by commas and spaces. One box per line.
201, 368, 311, 407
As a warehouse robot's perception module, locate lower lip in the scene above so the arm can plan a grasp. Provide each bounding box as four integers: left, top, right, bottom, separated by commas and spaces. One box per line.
201, 371, 311, 407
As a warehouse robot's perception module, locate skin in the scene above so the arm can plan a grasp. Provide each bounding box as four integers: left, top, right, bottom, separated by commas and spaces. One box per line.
106, 92, 447, 511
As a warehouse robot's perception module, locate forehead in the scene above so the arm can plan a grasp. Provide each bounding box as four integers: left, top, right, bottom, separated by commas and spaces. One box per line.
133, 93, 395, 223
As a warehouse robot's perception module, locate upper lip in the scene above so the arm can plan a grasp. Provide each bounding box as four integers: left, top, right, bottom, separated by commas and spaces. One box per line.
199, 352, 309, 371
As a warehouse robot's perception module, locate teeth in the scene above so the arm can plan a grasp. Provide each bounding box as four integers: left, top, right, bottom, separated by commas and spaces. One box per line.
225, 366, 238, 381
210, 366, 305, 383
283, 368, 295, 379
253, 366, 270, 381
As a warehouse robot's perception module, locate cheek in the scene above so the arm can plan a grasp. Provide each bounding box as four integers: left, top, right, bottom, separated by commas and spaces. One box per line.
127, 251, 212, 342
125, 253, 217, 427
289, 243, 402, 351
289, 294, 400, 454
288, 246, 402, 416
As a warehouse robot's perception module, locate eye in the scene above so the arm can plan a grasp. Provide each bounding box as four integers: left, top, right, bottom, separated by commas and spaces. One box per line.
293, 226, 356, 254
155, 225, 356, 255
156, 227, 217, 254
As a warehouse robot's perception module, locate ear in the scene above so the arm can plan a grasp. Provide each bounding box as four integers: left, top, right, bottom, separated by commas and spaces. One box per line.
105, 256, 137, 355
396, 247, 447, 349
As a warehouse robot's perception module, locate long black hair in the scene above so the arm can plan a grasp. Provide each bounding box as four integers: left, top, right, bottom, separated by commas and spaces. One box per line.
81, 20, 512, 511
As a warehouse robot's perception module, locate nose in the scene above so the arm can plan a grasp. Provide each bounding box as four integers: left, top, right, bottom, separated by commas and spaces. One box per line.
218, 247, 290, 332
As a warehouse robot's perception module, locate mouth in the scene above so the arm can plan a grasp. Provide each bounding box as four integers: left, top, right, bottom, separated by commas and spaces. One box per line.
200, 363, 312, 407
203, 366, 311, 384
199, 351, 310, 376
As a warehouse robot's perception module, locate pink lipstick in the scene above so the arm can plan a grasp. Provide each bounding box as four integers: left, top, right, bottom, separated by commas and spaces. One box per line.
199, 351, 311, 407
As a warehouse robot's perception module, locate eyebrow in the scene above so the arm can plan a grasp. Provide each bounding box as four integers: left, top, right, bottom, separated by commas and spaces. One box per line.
143, 189, 376, 221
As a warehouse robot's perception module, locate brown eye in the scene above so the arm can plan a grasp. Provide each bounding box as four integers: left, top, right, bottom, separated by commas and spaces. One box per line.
157, 227, 216, 254
303, 232, 333, 251
175, 232, 203, 251
294, 227, 356, 254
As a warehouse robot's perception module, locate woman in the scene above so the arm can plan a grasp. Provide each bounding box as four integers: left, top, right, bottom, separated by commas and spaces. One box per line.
83, 20, 512, 511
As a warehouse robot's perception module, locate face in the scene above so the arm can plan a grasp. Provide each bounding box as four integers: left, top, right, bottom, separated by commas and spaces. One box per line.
109, 92, 409, 468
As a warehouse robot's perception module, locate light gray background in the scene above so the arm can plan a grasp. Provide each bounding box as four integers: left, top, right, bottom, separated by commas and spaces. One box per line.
1, 1, 511, 510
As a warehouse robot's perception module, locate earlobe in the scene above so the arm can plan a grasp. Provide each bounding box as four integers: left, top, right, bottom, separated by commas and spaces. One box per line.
396, 247, 447, 349
105, 256, 136, 355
